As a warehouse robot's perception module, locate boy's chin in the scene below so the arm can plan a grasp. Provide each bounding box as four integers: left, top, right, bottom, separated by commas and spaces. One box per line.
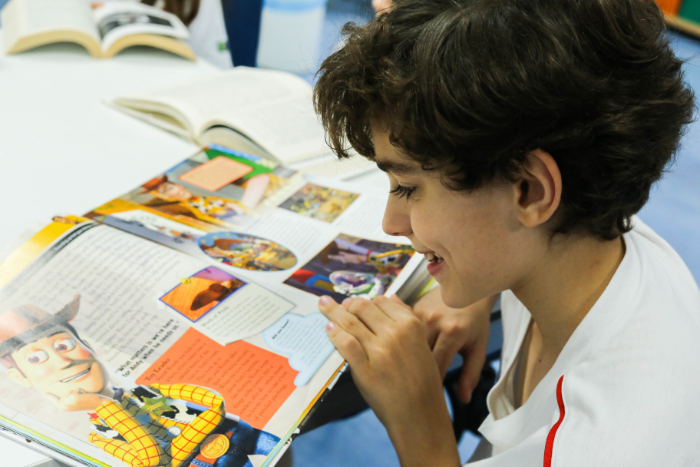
439, 284, 486, 309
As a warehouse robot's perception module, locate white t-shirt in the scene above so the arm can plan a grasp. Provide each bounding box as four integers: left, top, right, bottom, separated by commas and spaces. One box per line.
473, 218, 700, 466
187, 0, 232, 68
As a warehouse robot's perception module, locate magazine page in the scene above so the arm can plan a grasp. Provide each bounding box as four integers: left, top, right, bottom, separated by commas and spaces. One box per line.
0, 217, 344, 467
93, 1, 189, 52
85, 149, 423, 306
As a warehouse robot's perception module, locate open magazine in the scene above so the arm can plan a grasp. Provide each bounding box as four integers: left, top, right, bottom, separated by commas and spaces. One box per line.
0, 146, 429, 467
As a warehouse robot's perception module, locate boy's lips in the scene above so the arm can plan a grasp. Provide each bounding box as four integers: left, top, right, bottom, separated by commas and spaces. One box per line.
427, 258, 445, 277
60, 366, 92, 383
418, 251, 445, 277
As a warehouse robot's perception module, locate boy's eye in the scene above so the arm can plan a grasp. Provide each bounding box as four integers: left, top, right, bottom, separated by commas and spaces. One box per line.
53, 339, 76, 352
389, 185, 417, 200
26, 350, 49, 364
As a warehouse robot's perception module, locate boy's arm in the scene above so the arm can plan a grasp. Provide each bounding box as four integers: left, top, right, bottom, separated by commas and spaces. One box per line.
320, 295, 461, 467
403, 288, 498, 403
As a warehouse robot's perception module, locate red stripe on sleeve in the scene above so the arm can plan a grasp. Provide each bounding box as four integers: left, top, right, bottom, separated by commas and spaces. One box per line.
543, 375, 566, 467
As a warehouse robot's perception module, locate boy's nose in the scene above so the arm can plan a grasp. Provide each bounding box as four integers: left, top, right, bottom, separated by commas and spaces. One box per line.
382, 197, 412, 238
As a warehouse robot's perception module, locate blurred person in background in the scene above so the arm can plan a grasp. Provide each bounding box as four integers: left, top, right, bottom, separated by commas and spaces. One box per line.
142, 0, 263, 68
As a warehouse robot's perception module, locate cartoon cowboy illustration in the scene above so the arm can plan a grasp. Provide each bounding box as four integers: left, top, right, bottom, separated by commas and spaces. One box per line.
0, 296, 279, 467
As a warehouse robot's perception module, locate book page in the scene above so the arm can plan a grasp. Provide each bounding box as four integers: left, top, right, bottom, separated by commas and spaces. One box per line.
112, 68, 321, 162
93, 1, 190, 52
8, 0, 99, 42
0, 218, 344, 467
205, 91, 331, 164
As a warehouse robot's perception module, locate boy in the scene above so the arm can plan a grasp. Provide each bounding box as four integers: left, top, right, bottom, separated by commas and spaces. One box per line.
313, 0, 700, 465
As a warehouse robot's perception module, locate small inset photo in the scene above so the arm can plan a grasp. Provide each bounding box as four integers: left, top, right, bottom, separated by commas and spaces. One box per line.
198, 231, 297, 271
279, 183, 359, 223
160, 267, 246, 322
284, 234, 415, 302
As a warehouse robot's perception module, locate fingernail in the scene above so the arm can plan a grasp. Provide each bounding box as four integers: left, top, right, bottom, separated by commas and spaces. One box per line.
326, 321, 336, 332
319, 296, 333, 306
341, 297, 352, 307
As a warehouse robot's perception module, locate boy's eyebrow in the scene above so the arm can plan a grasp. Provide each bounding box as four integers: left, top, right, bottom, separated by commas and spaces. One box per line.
375, 160, 417, 176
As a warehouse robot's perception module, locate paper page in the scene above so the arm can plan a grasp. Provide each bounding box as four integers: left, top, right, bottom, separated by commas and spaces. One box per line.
206, 91, 331, 164
112, 68, 318, 161
10, 0, 99, 41
93, 1, 189, 52
0, 218, 344, 467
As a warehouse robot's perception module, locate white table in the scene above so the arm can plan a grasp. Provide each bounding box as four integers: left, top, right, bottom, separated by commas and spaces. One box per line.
0, 40, 221, 253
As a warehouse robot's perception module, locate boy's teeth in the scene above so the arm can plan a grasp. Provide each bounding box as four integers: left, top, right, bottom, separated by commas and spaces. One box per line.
425, 252, 443, 263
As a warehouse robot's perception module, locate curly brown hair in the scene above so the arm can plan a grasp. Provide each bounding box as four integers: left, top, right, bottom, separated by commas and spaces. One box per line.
314, 0, 695, 240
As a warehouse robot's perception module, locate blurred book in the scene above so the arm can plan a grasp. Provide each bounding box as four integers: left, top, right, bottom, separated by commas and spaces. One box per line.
2, 0, 195, 59
106, 67, 376, 179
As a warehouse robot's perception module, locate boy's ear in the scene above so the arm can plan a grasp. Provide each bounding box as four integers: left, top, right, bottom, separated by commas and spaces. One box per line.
7, 368, 33, 388
513, 149, 562, 228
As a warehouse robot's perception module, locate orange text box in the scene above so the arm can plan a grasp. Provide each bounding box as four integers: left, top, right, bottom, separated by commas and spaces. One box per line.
137, 327, 297, 429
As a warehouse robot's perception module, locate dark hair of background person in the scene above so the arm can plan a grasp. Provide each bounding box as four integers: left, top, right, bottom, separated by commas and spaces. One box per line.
142, 0, 200, 25
314, 0, 695, 240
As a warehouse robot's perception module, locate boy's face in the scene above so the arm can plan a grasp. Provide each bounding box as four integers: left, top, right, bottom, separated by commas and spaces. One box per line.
9, 328, 108, 403
374, 128, 537, 308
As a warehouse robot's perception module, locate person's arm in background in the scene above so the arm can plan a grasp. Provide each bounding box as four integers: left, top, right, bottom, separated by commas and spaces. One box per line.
372, 0, 393, 15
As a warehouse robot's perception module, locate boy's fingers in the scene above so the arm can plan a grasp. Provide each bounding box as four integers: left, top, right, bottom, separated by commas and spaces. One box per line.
432, 333, 461, 379
344, 297, 394, 333
389, 294, 412, 310
319, 296, 375, 342
325, 321, 368, 367
372, 295, 409, 321
458, 345, 487, 404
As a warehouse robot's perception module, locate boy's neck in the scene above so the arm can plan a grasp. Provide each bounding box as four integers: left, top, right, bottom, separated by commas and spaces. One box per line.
512, 233, 625, 358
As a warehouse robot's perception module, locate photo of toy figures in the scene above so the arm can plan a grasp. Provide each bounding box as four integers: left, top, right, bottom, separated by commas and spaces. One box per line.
284, 234, 415, 302
0, 295, 280, 467
160, 267, 246, 322
199, 232, 298, 272
279, 183, 359, 223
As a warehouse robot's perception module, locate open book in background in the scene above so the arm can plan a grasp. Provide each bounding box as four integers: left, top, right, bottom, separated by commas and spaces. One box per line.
0, 147, 428, 467
106, 67, 377, 179
1, 0, 195, 60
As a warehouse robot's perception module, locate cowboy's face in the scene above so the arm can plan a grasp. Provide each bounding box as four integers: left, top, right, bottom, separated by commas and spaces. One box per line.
156, 182, 192, 201
9, 328, 108, 402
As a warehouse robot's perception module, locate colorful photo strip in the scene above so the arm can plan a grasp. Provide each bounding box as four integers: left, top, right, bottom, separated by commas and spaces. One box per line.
160, 266, 246, 321
284, 234, 415, 302
198, 232, 298, 272
279, 183, 359, 223
118, 148, 298, 232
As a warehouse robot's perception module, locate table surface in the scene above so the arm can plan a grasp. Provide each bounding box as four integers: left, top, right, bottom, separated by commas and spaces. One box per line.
0, 34, 387, 467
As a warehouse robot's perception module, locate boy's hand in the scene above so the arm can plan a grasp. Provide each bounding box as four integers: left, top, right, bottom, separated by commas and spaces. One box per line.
319, 295, 460, 467
396, 288, 496, 404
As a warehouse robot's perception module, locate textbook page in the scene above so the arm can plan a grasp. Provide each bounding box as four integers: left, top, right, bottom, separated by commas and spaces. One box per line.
111, 68, 328, 164
0, 217, 344, 467
93, 1, 189, 53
